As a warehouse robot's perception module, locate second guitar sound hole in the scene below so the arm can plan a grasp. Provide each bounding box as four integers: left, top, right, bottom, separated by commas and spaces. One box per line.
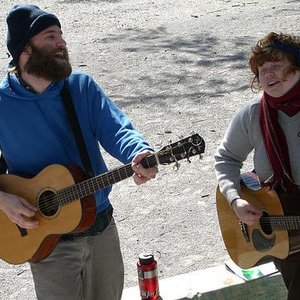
38, 190, 60, 217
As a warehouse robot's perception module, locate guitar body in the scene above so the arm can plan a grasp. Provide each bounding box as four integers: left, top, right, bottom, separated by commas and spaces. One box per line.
0, 164, 96, 264
216, 184, 289, 269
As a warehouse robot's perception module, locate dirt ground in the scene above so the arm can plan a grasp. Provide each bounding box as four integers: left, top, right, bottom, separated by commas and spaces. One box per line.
0, 0, 299, 299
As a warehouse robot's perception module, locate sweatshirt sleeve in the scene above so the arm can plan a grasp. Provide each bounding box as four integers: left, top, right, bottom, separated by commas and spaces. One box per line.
214, 103, 255, 204
88, 78, 153, 164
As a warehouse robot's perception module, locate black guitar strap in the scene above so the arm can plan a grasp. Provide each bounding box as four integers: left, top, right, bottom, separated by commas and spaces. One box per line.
60, 80, 95, 179
0, 153, 7, 174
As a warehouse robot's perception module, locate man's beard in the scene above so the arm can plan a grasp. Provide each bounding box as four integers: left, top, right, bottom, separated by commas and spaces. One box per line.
23, 44, 72, 81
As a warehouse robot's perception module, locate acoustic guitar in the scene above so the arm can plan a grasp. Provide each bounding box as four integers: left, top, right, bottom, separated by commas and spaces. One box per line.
216, 173, 300, 269
0, 134, 205, 265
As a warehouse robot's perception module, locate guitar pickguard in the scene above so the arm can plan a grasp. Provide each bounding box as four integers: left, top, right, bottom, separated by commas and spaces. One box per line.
252, 229, 275, 252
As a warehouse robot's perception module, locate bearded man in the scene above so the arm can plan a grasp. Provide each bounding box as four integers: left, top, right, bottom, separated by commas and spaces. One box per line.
0, 5, 158, 300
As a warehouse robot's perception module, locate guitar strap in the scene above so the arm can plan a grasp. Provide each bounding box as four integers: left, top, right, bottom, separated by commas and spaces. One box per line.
0, 153, 7, 174
60, 80, 95, 179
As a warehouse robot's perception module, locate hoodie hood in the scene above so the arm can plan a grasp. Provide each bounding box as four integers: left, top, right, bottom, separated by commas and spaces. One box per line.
0, 73, 64, 100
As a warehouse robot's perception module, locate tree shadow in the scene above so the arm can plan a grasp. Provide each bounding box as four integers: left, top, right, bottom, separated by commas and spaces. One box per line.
92, 25, 254, 109
59, 0, 121, 3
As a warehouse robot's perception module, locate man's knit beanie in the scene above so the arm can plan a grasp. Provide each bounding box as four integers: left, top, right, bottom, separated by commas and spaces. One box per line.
6, 4, 61, 65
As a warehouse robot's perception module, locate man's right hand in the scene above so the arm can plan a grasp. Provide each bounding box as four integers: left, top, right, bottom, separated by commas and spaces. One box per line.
0, 191, 39, 229
231, 198, 263, 225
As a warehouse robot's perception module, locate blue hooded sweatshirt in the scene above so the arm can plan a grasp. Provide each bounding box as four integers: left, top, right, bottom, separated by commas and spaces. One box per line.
0, 71, 152, 212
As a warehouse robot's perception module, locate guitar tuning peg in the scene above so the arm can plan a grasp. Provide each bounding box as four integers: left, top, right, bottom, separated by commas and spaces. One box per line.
186, 148, 193, 163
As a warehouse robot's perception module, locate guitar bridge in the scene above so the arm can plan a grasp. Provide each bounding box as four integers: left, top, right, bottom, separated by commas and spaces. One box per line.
16, 224, 28, 237
240, 221, 250, 242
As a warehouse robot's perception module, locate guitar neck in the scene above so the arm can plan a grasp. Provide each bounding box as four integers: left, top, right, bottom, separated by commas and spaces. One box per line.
265, 216, 300, 231
53, 133, 205, 207
58, 153, 157, 205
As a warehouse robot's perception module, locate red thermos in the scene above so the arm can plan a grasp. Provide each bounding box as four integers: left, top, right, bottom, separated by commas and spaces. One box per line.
137, 252, 161, 300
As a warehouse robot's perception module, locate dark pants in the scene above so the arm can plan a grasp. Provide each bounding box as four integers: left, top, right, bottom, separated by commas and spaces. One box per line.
274, 252, 300, 300
273, 189, 300, 300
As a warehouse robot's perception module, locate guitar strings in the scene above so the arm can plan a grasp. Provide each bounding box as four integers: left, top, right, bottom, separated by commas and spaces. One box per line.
249, 216, 300, 231
37, 143, 195, 213
37, 165, 134, 212
37, 156, 158, 213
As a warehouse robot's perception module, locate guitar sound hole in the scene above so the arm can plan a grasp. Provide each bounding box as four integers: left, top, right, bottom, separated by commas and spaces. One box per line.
252, 212, 275, 252
38, 190, 60, 217
260, 212, 272, 235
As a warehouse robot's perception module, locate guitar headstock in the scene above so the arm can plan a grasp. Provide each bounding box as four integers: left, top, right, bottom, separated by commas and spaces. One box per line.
157, 134, 205, 165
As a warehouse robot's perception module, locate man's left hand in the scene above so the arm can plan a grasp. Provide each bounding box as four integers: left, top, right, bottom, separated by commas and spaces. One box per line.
131, 150, 158, 185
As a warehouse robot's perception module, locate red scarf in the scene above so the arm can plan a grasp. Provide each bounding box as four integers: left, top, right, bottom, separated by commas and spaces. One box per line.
259, 79, 300, 191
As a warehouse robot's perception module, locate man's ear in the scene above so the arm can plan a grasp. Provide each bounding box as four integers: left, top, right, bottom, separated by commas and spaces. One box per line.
22, 45, 31, 55
19, 46, 31, 66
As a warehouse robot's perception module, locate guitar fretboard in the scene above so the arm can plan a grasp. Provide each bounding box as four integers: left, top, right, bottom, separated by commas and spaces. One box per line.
57, 154, 157, 205
37, 133, 204, 213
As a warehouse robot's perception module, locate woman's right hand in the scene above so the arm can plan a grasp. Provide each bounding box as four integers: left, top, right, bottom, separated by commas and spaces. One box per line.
231, 198, 263, 225
0, 191, 39, 229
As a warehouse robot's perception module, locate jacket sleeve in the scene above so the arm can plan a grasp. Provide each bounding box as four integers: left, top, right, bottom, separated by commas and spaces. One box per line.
87, 77, 153, 164
214, 103, 255, 204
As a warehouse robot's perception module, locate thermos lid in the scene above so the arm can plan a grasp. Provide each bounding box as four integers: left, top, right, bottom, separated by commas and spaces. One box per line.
139, 252, 154, 264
